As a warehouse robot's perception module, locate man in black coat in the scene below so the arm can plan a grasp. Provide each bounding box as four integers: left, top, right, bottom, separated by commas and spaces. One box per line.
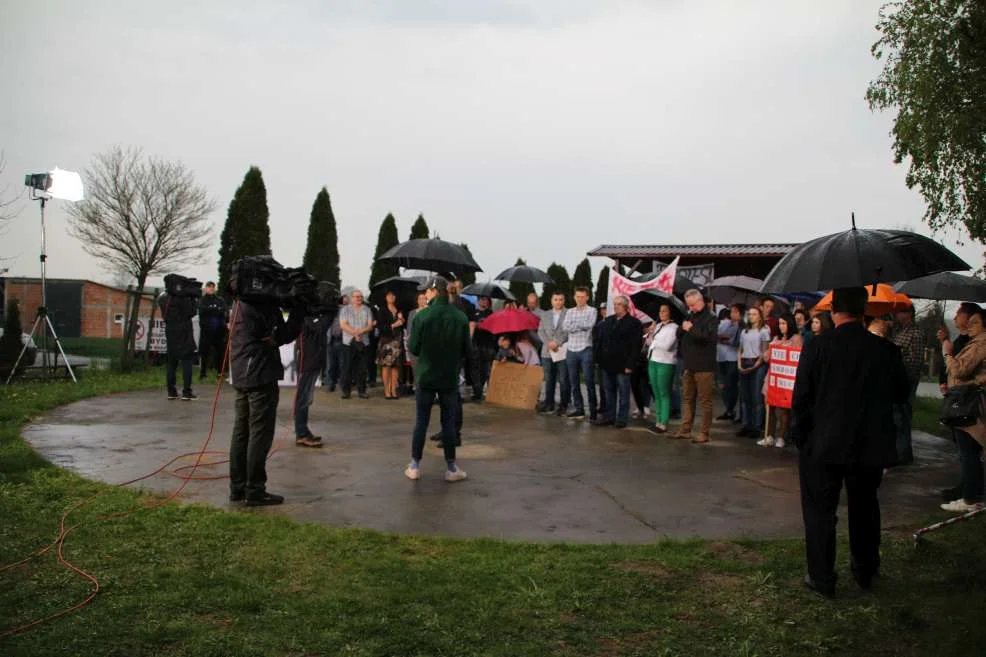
791, 287, 910, 597
676, 289, 719, 443
293, 310, 332, 447
197, 282, 228, 382
158, 291, 198, 401
228, 298, 304, 506
592, 295, 643, 428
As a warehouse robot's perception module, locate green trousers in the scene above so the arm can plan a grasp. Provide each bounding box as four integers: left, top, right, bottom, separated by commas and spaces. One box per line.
648, 361, 675, 425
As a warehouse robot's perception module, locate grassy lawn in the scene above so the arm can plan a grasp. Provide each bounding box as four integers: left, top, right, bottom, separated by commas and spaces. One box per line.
2, 376, 986, 655
913, 395, 949, 439
57, 337, 124, 360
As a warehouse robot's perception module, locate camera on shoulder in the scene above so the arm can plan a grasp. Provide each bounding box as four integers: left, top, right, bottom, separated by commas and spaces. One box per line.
164, 273, 203, 298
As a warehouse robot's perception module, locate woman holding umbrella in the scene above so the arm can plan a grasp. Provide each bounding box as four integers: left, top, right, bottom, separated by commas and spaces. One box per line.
376, 290, 406, 400
646, 303, 680, 434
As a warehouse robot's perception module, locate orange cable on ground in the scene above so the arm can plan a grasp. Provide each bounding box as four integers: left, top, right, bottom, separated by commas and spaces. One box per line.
0, 302, 306, 638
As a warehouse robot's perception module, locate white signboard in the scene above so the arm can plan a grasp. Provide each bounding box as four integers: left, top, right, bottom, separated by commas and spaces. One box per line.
133, 316, 201, 353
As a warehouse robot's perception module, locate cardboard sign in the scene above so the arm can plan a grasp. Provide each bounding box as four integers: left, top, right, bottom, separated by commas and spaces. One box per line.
133, 316, 201, 353
766, 344, 801, 409
486, 361, 544, 410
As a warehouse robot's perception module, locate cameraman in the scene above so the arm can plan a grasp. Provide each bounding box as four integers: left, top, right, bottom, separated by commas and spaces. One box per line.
158, 289, 198, 401
294, 287, 336, 447
198, 282, 228, 381
229, 297, 304, 506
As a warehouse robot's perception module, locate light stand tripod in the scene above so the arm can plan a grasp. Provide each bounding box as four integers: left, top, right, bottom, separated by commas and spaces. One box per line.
5, 190, 77, 384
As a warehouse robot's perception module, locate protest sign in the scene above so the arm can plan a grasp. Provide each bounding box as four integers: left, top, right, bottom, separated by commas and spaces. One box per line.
608, 256, 679, 320
486, 361, 544, 410
766, 344, 801, 409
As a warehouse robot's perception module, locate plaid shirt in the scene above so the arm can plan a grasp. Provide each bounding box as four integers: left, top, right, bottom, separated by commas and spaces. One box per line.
892, 323, 926, 381
561, 305, 597, 352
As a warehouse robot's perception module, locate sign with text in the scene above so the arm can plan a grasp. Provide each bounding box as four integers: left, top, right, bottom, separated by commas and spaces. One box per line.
766, 344, 801, 409
486, 361, 544, 410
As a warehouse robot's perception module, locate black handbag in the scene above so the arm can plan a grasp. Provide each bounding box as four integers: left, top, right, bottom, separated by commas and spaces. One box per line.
939, 384, 984, 427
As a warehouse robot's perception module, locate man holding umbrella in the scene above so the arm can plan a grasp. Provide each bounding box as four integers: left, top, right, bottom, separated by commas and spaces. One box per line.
405, 276, 470, 482
792, 287, 909, 596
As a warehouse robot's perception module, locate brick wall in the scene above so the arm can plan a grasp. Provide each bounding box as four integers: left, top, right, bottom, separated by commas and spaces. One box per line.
2, 279, 156, 339
80, 283, 156, 339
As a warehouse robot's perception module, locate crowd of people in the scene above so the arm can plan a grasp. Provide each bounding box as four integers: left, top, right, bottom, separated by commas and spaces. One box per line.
157, 274, 984, 522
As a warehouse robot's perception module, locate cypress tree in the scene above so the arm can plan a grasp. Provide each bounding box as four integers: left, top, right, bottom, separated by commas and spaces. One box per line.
507, 257, 535, 303
218, 166, 272, 297
540, 263, 573, 309
572, 258, 593, 302
369, 213, 401, 289
409, 214, 430, 240
594, 266, 610, 308
456, 244, 476, 286
302, 187, 341, 287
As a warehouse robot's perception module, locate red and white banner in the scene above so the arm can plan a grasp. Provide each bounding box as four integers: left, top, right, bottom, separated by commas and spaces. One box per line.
608, 256, 679, 320
766, 344, 801, 409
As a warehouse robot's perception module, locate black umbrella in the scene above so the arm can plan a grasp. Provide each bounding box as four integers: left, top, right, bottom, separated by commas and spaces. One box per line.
634, 271, 699, 296
631, 290, 687, 321
707, 276, 766, 307
377, 238, 482, 276
894, 272, 986, 301
761, 219, 970, 293
461, 282, 516, 301
369, 276, 423, 312
494, 265, 553, 284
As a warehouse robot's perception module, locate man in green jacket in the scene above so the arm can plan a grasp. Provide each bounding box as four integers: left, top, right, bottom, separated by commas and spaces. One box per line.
405, 275, 471, 482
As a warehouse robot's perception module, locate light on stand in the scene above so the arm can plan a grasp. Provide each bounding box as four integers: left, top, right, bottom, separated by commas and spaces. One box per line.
5, 167, 85, 384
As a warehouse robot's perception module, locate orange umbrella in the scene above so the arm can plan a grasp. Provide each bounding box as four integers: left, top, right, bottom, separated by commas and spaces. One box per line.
813, 284, 912, 316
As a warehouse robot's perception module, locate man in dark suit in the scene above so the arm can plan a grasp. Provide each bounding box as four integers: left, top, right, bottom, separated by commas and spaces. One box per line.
592, 295, 643, 428
791, 287, 910, 597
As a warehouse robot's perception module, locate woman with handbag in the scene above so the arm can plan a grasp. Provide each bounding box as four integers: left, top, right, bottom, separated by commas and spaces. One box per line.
942, 309, 986, 512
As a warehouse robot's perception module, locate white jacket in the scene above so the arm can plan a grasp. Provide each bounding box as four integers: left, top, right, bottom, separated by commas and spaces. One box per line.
648, 321, 679, 365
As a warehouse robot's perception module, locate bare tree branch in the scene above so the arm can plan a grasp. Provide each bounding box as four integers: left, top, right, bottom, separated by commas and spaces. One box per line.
66, 146, 216, 359
0, 150, 24, 231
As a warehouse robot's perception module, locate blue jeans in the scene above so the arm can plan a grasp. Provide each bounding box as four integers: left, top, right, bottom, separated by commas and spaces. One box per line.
412, 388, 458, 462
566, 349, 597, 417
293, 369, 320, 437
739, 359, 766, 431
324, 339, 344, 387
602, 370, 631, 424
717, 360, 739, 415
542, 358, 570, 408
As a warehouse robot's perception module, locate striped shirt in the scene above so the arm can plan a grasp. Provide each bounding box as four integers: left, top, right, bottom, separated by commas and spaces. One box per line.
562, 305, 597, 352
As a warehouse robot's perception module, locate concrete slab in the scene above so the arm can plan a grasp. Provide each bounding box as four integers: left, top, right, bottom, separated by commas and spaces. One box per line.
23, 387, 960, 544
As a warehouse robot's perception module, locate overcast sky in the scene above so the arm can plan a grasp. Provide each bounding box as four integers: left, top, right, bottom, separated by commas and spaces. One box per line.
1, 0, 979, 291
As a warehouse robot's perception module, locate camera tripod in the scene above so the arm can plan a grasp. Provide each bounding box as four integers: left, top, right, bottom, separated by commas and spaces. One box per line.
5, 194, 77, 384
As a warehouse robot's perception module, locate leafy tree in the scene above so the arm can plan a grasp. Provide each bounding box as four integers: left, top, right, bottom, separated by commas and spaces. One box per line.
507, 257, 535, 303
218, 166, 272, 298
456, 243, 477, 286
572, 258, 594, 302
867, 0, 986, 242
409, 214, 430, 240
369, 213, 400, 289
302, 187, 341, 287
0, 298, 31, 379
540, 263, 573, 309
594, 266, 610, 308
69, 147, 215, 363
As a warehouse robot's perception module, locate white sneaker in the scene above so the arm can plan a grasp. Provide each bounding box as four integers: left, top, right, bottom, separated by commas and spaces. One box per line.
941, 499, 983, 513
404, 463, 421, 480
445, 466, 468, 483
774, 437, 786, 448
756, 436, 775, 447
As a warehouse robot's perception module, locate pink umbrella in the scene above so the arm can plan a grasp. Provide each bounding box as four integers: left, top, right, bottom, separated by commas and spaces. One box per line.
478, 308, 541, 334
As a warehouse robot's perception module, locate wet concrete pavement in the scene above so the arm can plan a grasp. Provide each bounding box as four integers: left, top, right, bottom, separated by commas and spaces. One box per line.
23, 386, 959, 544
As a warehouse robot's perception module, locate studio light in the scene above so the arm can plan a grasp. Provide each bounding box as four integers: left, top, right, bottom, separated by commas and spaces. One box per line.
24, 167, 84, 202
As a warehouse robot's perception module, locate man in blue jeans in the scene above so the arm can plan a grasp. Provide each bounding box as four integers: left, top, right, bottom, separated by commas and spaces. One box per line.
537, 291, 569, 414
562, 286, 598, 421
593, 295, 643, 428
405, 276, 471, 482
294, 306, 333, 448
